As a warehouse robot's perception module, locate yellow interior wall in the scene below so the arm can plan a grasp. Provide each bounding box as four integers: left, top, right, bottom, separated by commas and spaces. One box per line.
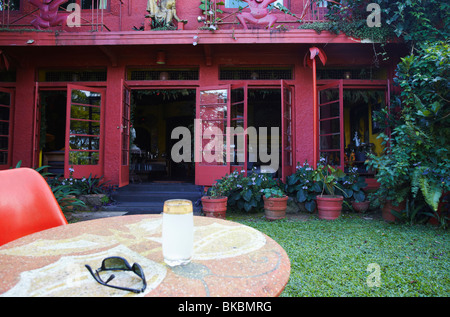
368, 103, 383, 156
343, 94, 384, 156
344, 107, 351, 148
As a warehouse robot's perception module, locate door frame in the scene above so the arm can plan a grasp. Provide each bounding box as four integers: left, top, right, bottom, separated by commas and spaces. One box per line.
316, 79, 391, 171
195, 82, 295, 186
317, 79, 344, 170
281, 80, 294, 182
65, 84, 106, 179
230, 83, 248, 175
119, 80, 131, 187
123, 85, 197, 185
0, 87, 14, 169
195, 85, 231, 186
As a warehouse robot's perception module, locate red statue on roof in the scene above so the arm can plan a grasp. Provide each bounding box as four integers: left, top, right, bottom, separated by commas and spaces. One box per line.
236, 0, 278, 30
29, 0, 69, 30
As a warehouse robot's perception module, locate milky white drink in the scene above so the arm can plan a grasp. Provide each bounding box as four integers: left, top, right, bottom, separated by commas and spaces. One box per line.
162, 199, 193, 266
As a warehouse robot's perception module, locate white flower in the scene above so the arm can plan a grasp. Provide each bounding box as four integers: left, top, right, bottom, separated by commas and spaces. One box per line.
68, 168, 75, 173
302, 186, 308, 189
237, 184, 242, 188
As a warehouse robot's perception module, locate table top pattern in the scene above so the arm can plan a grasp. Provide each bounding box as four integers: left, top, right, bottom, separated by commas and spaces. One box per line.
0, 215, 290, 297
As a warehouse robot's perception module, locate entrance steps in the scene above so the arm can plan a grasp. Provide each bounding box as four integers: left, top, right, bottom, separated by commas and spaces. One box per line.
103, 182, 203, 215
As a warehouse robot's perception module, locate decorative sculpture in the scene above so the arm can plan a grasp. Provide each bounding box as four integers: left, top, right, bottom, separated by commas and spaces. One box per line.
29, 0, 68, 30
146, 0, 187, 27
236, 0, 278, 30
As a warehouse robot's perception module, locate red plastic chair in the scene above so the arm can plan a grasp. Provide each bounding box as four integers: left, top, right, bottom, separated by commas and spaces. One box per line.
0, 168, 68, 246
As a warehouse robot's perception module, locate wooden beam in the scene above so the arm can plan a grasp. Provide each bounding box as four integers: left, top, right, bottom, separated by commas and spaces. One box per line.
203, 45, 212, 66
98, 46, 118, 67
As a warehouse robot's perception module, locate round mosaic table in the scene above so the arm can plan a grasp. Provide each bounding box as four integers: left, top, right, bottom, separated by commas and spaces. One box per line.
0, 215, 290, 297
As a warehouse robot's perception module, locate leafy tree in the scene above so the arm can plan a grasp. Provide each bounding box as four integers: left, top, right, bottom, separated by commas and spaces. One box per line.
319, 1, 449, 223
367, 41, 449, 219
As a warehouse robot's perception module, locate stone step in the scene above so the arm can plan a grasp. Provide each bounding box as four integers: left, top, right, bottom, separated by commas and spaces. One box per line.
104, 182, 204, 215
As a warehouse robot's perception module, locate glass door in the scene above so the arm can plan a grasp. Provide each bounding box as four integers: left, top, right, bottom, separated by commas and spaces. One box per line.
65, 84, 105, 179
119, 80, 131, 187
281, 80, 293, 182
317, 80, 344, 170
230, 84, 247, 175
195, 86, 231, 186
32, 83, 41, 168
0, 88, 13, 169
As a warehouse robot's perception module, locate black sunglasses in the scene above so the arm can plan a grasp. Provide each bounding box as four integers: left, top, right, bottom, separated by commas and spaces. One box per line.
85, 257, 147, 294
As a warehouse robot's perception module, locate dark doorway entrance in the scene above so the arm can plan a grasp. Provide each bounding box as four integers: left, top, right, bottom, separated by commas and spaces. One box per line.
130, 89, 196, 182
40, 90, 67, 175
247, 89, 282, 177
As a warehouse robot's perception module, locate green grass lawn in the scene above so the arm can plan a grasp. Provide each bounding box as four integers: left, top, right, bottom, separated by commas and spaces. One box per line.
228, 212, 449, 297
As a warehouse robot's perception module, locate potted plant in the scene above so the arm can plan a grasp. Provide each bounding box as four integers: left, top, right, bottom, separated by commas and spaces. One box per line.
263, 187, 288, 220
313, 158, 347, 220
225, 168, 280, 213
201, 175, 231, 219
341, 166, 369, 212
366, 142, 410, 222
286, 161, 322, 213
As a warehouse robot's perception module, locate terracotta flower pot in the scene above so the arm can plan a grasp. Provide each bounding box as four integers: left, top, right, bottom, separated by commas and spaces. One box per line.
201, 196, 228, 219
351, 200, 370, 213
263, 196, 288, 220
382, 200, 406, 222
316, 195, 344, 220
60, 195, 76, 212
363, 178, 381, 193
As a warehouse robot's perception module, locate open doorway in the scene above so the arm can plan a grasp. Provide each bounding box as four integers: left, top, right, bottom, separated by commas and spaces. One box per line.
130, 89, 196, 182
40, 90, 67, 175
343, 89, 385, 175
247, 88, 282, 177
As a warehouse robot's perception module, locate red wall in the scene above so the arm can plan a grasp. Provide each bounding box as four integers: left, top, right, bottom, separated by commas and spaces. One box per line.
8, 0, 319, 32
1, 16, 404, 185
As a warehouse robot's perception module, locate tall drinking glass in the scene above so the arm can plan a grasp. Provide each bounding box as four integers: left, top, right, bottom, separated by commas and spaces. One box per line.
162, 199, 194, 266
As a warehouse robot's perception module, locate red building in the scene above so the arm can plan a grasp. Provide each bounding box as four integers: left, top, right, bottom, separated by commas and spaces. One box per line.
0, 0, 405, 187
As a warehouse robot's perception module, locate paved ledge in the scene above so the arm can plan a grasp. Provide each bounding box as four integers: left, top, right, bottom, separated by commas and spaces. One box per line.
69, 211, 128, 222
0, 29, 361, 46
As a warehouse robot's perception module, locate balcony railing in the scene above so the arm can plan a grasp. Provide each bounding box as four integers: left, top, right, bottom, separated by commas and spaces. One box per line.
0, 0, 329, 32
0, 0, 113, 31
197, 0, 328, 30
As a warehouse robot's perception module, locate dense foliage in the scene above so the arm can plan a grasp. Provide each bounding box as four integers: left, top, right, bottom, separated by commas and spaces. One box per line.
312, 0, 450, 225
322, 0, 449, 44
207, 169, 284, 212
367, 41, 450, 222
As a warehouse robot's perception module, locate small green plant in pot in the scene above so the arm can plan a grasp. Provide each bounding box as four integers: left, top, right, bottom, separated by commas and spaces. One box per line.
313, 158, 347, 220
286, 161, 322, 213
263, 187, 288, 221
201, 174, 232, 219
226, 169, 280, 213
341, 166, 369, 212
